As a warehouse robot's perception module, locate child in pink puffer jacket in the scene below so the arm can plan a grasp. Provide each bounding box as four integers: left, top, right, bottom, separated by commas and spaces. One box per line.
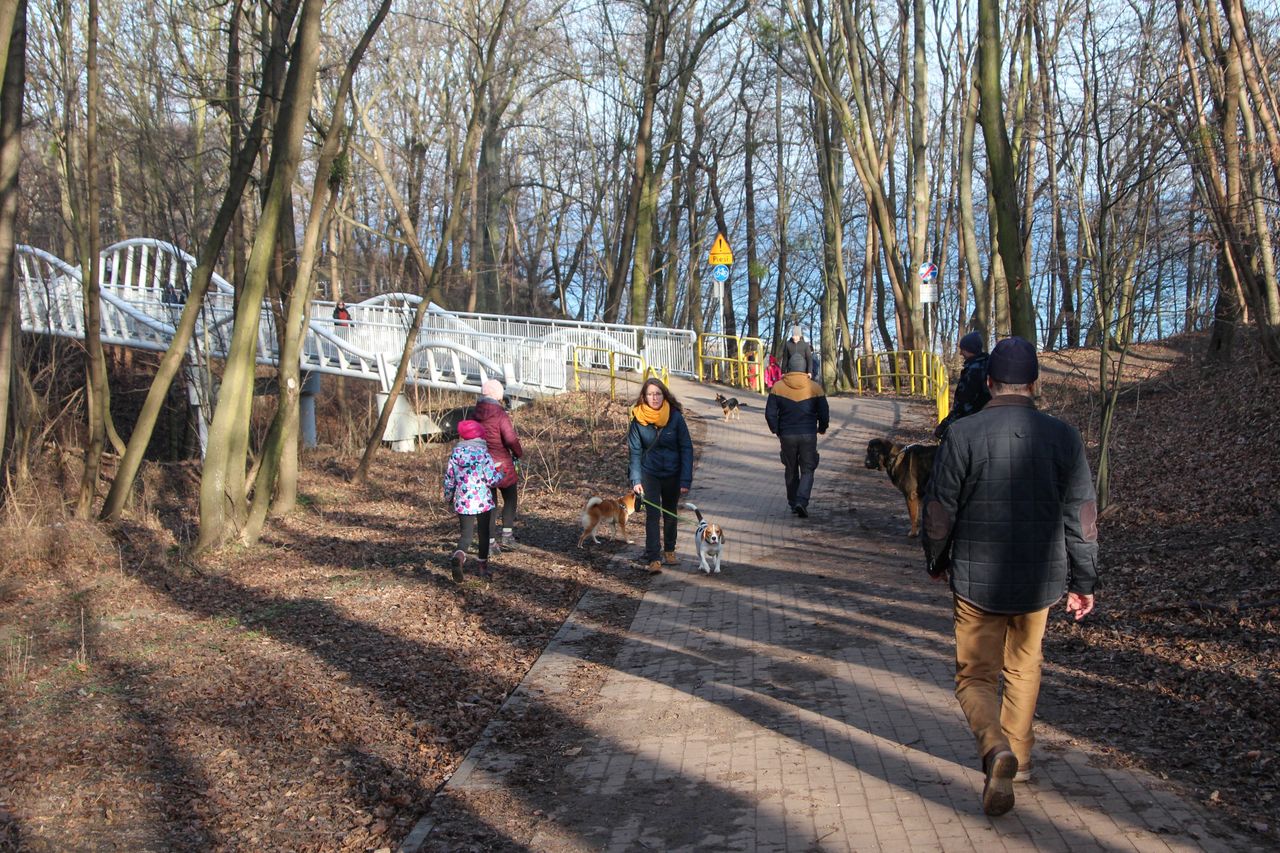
443, 420, 502, 582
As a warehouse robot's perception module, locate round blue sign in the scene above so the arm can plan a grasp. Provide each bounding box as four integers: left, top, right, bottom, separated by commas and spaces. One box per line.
712, 264, 730, 282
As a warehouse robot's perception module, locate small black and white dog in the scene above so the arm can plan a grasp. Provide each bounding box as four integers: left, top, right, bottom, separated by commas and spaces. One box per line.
684, 503, 725, 574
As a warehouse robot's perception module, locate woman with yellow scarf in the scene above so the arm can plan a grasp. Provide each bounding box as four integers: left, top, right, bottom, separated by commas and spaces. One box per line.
627, 379, 694, 574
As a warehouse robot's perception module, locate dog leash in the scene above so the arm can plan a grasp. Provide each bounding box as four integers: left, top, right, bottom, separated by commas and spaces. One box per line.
636, 495, 698, 526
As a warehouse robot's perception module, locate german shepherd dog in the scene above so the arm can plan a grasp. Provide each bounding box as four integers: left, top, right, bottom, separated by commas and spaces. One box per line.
864, 438, 937, 537
714, 393, 741, 421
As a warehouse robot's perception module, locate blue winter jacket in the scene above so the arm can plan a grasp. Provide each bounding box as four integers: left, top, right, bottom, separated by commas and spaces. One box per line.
765, 372, 830, 436
627, 409, 694, 489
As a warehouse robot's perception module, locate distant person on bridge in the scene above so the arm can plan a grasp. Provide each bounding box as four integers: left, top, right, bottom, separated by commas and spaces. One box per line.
628, 378, 693, 575
764, 365, 829, 518
934, 331, 991, 440
764, 355, 782, 390
782, 326, 814, 376
922, 336, 1099, 817
444, 420, 504, 582
332, 300, 352, 327
474, 379, 524, 551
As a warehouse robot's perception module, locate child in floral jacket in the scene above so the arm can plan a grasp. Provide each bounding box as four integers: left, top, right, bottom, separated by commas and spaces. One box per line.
443, 420, 503, 581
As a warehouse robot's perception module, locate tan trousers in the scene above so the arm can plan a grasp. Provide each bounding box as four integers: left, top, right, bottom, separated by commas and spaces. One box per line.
953, 596, 1050, 768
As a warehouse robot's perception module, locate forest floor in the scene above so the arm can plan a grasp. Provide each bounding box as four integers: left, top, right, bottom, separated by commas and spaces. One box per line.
1, 333, 1278, 851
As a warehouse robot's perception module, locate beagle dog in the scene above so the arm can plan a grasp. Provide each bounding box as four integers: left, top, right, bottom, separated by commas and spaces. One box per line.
684, 503, 725, 574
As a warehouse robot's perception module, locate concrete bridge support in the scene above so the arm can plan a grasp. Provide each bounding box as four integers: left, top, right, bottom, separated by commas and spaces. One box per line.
300, 371, 321, 449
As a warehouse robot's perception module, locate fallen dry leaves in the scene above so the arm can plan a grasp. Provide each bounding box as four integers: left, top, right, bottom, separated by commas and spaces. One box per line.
0, 390, 654, 851
1034, 332, 1280, 841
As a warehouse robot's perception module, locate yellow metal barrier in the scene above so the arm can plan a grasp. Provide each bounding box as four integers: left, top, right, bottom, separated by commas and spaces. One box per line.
570, 345, 650, 399
854, 350, 950, 424
643, 364, 670, 386
697, 333, 766, 394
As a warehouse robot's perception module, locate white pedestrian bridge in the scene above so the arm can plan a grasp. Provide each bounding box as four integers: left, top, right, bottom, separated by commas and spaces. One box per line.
17, 238, 694, 416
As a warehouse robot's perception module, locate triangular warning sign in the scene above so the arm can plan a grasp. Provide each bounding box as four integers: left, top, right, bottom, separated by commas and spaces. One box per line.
708, 233, 734, 266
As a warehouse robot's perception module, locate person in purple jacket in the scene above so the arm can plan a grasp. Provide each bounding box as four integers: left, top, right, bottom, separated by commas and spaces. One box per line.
473, 379, 524, 550
443, 420, 503, 582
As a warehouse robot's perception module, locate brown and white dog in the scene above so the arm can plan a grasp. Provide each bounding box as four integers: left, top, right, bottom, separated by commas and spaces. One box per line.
684, 503, 725, 573
578, 494, 637, 547
864, 438, 937, 537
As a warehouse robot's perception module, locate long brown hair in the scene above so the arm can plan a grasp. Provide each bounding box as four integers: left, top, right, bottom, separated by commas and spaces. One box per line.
633, 378, 683, 412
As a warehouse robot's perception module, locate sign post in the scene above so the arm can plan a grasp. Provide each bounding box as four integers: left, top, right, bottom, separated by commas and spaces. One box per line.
707, 234, 733, 336
918, 261, 939, 304
918, 262, 940, 349
708, 234, 734, 266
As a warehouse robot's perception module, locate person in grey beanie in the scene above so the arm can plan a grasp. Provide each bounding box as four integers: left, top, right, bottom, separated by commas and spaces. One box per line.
922, 336, 1099, 817
781, 326, 814, 376
934, 331, 991, 439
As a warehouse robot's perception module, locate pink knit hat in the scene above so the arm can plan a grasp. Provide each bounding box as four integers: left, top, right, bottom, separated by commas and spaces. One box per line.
457, 420, 484, 440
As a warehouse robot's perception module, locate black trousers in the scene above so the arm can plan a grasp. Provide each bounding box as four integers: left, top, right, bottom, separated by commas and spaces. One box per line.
489, 483, 517, 530
779, 433, 819, 508
457, 512, 492, 560
640, 471, 680, 561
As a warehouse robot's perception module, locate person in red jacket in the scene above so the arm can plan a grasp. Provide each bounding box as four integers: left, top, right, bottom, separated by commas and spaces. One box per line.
764, 354, 783, 390
474, 379, 524, 550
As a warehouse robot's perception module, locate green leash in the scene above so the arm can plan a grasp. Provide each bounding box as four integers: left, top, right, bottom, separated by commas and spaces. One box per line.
637, 495, 698, 526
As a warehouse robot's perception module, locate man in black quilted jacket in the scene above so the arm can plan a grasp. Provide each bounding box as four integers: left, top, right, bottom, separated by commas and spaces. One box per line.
922, 336, 1099, 817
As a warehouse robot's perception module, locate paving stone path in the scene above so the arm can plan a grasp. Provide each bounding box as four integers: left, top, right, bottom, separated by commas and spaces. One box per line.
405, 378, 1260, 852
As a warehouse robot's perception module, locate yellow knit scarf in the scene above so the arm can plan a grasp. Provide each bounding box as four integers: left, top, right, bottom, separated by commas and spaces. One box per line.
630, 400, 670, 427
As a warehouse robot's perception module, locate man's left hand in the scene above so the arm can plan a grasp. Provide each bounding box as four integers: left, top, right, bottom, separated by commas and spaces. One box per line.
927, 554, 951, 582
679, 487, 689, 495
1066, 592, 1095, 621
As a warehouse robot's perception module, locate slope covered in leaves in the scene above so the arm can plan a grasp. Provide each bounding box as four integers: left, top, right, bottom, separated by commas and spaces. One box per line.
1034, 332, 1280, 841
0, 390, 661, 851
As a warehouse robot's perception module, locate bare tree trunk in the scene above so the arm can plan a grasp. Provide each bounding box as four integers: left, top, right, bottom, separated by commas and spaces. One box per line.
101, 0, 301, 523
0, 0, 25, 479
814, 94, 845, 387
684, 108, 706, 337
976, 0, 1033, 342
627, 160, 659, 325
957, 70, 987, 338
242, 0, 391, 543
69, 0, 107, 519
606, 2, 666, 323
741, 82, 761, 342
907, 0, 930, 335
197, 0, 322, 552
771, 54, 789, 355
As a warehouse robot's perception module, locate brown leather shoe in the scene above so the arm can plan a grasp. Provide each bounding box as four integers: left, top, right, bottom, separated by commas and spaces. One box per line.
662, 551, 678, 565
646, 560, 663, 575
982, 749, 1017, 816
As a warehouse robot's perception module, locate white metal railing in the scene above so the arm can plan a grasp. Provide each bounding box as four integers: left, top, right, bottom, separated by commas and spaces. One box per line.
15, 242, 661, 399
326, 294, 698, 379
